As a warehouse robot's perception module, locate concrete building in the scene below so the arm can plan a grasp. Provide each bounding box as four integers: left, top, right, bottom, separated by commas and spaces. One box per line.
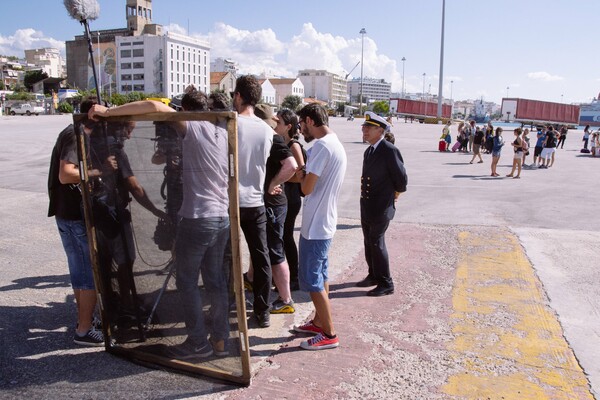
66, 0, 208, 98
0, 59, 23, 89
347, 78, 391, 104
116, 32, 210, 97
259, 79, 276, 105
297, 69, 347, 107
210, 58, 238, 76
24, 48, 64, 78
268, 78, 304, 106
210, 71, 235, 93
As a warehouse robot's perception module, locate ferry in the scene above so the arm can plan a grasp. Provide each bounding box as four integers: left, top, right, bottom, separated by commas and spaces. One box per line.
579, 94, 600, 127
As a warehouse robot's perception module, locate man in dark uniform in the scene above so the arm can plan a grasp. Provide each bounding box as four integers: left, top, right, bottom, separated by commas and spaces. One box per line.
357, 112, 408, 296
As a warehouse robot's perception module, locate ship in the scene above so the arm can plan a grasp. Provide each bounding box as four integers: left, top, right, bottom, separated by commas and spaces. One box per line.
579, 94, 600, 127
468, 98, 490, 124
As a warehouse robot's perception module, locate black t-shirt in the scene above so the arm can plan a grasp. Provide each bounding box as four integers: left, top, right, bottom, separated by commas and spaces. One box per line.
284, 139, 306, 205
474, 130, 485, 145
264, 135, 293, 206
48, 124, 83, 220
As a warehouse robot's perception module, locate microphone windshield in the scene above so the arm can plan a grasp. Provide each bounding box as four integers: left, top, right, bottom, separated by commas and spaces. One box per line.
64, 0, 100, 22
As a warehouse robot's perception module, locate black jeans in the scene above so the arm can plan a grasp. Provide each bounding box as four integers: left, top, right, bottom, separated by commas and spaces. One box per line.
361, 218, 393, 287
239, 206, 271, 314
557, 135, 566, 149
283, 200, 301, 283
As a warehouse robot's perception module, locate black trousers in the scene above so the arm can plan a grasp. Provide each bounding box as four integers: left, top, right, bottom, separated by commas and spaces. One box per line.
283, 200, 301, 283
361, 218, 393, 287
239, 206, 271, 314
557, 135, 566, 149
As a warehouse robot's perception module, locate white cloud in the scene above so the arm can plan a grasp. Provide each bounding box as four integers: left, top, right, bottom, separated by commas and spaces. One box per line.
0, 28, 65, 57
527, 71, 564, 81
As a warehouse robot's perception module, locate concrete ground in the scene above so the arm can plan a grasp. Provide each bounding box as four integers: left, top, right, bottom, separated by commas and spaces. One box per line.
0, 114, 598, 399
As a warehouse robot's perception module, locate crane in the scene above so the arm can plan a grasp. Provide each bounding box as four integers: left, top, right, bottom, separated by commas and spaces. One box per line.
344, 61, 360, 80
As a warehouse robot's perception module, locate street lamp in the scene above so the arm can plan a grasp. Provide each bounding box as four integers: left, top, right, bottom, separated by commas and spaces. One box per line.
401, 57, 406, 98
450, 80, 454, 117
436, 0, 446, 119
359, 28, 367, 115
561, 94, 564, 103
506, 86, 510, 98
422, 72, 426, 100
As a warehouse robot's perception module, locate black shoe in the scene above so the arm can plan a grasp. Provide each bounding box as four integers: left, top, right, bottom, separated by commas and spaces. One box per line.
367, 285, 395, 297
254, 311, 270, 328
356, 276, 378, 287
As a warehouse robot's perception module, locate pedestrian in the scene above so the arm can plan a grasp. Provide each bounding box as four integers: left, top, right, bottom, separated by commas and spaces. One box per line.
275, 108, 306, 292
467, 120, 475, 152
557, 125, 568, 149
521, 128, 531, 167
231, 75, 274, 328
533, 126, 546, 167
490, 127, 504, 177
253, 104, 298, 314
293, 103, 347, 350
469, 126, 485, 164
356, 112, 407, 296
540, 126, 558, 168
506, 127, 523, 179
48, 97, 104, 347
583, 125, 591, 150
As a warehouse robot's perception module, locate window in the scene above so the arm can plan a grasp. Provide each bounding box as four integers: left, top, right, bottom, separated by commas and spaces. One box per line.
132, 41, 143, 46
121, 63, 132, 69
133, 84, 144, 91
121, 74, 132, 81
133, 62, 144, 69
133, 74, 144, 80
132, 49, 144, 57
121, 42, 131, 46
120, 49, 132, 58
121, 84, 132, 91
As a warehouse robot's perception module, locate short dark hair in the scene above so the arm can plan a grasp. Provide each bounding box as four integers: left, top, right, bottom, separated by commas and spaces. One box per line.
181, 89, 208, 111
80, 96, 98, 114
208, 92, 231, 110
276, 108, 299, 139
298, 103, 328, 127
234, 75, 262, 107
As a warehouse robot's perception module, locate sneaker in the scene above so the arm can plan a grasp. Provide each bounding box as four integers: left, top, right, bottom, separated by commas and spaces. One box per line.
255, 311, 270, 328
168, 339, 213, 360
270, 298, 295, 314
243, 272, 253, 292
73, 327, 104, 347
210, 338, 229, 357
294, 320, 324, 335
300, 333, 339, 350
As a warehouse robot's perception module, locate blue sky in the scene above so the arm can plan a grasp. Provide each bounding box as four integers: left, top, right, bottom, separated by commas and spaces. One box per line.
1, 0, 599, 104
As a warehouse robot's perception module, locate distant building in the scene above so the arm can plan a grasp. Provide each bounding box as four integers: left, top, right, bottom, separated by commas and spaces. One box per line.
24, 48, 64, 78
210, 58, 238, 76
116, 32, 210, 97
268, 78, 304, 106
0, 59, 23, 89
347, 77, 391, 103
258, 79, 276, 105
66, 0, 209, 98
297, 69, 347, 107
210, 71, 235, 93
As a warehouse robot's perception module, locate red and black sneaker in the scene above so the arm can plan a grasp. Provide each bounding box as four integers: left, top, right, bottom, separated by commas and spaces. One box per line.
300, 333, 339, 350
293, 320, 324, 335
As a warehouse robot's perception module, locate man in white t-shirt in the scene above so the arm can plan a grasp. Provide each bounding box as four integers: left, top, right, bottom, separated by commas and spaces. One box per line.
293, 103, 347, 351
232, 75, 274, 328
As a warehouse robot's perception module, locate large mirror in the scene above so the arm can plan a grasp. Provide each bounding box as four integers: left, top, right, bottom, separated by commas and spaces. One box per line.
72, 111, 250, 385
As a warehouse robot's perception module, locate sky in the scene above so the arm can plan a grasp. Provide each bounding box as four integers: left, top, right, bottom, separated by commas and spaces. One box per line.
1, 0, 599, 104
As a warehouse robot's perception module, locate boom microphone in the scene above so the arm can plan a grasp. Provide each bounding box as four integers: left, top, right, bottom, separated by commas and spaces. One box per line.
64, 0, 100, 22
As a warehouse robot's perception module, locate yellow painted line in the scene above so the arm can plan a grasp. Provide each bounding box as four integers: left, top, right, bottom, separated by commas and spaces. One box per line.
442, 230, 593, 399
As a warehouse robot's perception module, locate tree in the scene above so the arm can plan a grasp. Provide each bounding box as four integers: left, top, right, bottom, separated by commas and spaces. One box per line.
281, 95, 302, 110
23, 70, 48, 91
372, 100, 389, 115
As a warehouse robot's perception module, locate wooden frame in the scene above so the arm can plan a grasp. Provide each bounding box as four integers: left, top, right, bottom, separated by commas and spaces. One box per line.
73, 111, 251, 385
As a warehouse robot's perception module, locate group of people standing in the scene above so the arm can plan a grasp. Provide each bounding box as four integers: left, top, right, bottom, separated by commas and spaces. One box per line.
440, 120, 568, 179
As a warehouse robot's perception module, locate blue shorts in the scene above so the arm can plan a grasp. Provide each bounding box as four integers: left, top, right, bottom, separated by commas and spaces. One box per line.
298, 236, 331, 292
56, 217, 95, 290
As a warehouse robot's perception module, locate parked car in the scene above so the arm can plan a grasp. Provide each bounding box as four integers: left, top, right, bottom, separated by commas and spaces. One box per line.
10, 103, 45, 116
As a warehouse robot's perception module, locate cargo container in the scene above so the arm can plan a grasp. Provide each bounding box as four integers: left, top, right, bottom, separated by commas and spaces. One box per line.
501, 98, 580, 128
389, 98, 451, 123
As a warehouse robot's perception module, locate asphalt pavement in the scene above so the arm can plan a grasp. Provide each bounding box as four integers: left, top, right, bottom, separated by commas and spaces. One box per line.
0, 113, 598, 399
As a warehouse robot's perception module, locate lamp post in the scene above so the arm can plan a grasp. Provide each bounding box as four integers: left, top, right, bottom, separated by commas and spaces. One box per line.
450, 79, 454, 117
359, 28, 367, 115
422, 72, 426, 100
561, 93, 564, 103
401, 57, 406, 98
436, 0, 446, 119
506, 86, 510, 98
